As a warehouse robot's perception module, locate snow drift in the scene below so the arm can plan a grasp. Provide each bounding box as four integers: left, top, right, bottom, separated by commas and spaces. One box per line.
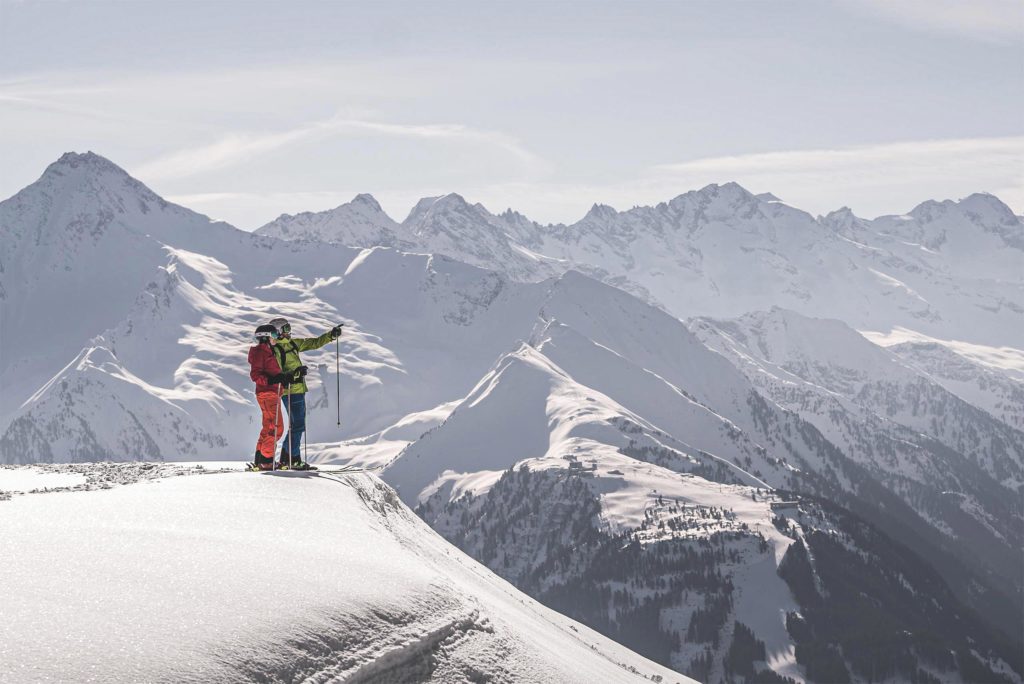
0, 464, 688, 684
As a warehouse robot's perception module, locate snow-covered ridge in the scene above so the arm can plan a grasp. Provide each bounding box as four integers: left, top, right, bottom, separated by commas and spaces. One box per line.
0, 464, 690, 684
257, 176, 1024, 350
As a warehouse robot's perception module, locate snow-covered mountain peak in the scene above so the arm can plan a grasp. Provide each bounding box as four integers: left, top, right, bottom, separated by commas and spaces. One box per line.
873, 192, 1024, 254
819, 207, 884, 243
350, 192, 384, 211
52, 150, 132, 177
819, 206, 859, 229
401, 193, 501, 240
6, 152, 229, 249
390, 193, 561, 281
0, 151, 234, 296
500, 207, 528, 221
403, 195, 443, 223
27, 150, 165, 212
404, 192, 477, 222
663, 181, 774, 222
907, 193, 1015, 225
692, 181, 757, 204
303, 193, 389, 220
582, 202, 618, 222
958, 193, 1024, 246
255, 192, 400, 246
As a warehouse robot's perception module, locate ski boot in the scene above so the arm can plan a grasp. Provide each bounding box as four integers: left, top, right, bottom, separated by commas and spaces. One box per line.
251, 450, 275, 471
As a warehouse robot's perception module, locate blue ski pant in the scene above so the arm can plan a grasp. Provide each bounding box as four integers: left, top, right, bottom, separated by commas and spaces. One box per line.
280, 392, 306, 461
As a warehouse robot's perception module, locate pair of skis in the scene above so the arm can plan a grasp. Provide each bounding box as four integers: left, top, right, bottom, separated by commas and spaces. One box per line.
243, 462, 379, 474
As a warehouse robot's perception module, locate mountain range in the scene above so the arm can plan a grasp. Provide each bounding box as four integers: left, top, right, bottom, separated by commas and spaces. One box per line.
257, 181, 1024, 349
1, 152, 1021, 683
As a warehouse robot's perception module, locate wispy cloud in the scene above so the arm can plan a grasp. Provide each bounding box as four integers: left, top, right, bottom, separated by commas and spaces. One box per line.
0, 91, 120, 121
136, 116, 543, 181
841, 0, 1024, 42
652, 136, 1024, 178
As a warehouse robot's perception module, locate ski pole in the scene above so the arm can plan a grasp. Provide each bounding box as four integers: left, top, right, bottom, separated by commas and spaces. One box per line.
288, 384, 294, 470
273, 384, 281, 471
336, 338, 341, 427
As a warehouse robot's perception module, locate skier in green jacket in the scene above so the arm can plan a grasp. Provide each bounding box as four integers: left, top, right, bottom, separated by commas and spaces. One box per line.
268, 317, 342, 469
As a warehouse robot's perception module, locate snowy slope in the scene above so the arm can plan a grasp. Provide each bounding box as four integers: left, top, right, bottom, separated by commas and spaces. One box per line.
0, 246, 541, 462
1, 241, 355, 462
398, 367, 1021, 684
0, 464, 689, 684
687, 309, 1024, 591
378, 298, 1022, 681
0, 152, 219, 422
0, 155, 557, 460
380, 271, 874, 508
689, 308, 1024, 491
423, 460, 1021, 684
888, 339, 1024, 432
0, 152, 375, 438
381, 341, 804, 680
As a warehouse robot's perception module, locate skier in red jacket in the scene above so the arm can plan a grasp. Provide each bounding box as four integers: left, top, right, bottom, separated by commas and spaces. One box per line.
247, 324, 290, 470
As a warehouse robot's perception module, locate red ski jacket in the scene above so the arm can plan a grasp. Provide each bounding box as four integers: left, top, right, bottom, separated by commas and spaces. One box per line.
248, 342, 284, 393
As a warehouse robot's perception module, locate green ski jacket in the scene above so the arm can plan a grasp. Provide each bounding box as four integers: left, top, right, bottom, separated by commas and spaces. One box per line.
272, 330, 334, 396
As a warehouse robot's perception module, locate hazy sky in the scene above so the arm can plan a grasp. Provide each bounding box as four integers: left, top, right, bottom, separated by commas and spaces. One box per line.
2, 0, 1022, 228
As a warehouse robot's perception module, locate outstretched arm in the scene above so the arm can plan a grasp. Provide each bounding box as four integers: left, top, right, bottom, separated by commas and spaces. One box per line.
291, 325, 341, 352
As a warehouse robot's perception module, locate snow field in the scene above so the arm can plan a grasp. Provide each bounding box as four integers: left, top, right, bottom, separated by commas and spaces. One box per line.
0, 466, 689, 683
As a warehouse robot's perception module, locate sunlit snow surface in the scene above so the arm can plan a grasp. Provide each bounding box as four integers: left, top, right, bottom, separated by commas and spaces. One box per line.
862, 326, 1024, 381
0, 464, 690, 684
0, 467, 86, 492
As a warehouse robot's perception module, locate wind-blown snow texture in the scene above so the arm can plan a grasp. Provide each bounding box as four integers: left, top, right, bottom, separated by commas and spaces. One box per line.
0, 465, 687, 683
2, 152, 1022, 683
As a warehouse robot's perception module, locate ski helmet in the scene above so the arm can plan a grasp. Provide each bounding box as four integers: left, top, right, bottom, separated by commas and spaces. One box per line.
254, 324, 278, 342
269, 317, 291, 337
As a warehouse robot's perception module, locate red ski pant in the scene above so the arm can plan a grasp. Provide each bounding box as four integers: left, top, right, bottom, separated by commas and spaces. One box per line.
255, 389, 284, 458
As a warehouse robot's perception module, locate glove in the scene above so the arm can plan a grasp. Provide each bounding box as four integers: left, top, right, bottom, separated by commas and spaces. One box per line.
294, 365, 309, 380
330, 324, 343, 340
270, 372, 290, 385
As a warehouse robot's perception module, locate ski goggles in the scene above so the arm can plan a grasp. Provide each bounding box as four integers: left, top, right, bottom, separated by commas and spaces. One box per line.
278, 323, 291, 335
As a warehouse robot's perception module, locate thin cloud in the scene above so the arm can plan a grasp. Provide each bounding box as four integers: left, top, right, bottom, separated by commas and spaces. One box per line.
136, 116, 544, 181
653, 136, 1024, 177
841, 0, 1024, 42
0, 92, 120, 121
